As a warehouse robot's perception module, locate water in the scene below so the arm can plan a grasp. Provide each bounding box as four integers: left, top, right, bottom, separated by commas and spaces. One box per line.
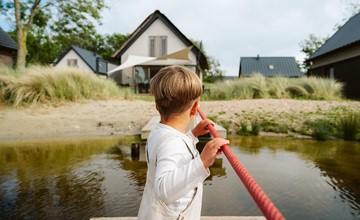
0, 136, 359, 220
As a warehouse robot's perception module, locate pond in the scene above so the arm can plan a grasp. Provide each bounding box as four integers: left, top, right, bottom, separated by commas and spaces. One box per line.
0, 136, 359, 220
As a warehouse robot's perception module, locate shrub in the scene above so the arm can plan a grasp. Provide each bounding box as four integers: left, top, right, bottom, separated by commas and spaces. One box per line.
286, 84, 309, 99
0, 66, 129, 106
305, 119, 334, 141
202, 74, 344, 101
250, 119, 260, 135
247, 73, 269, 98
296, 76, 343, 100
267, 76, 290, 99
234, 117, 261, 136
336, 112, 360, 140
240, 121, 248, 133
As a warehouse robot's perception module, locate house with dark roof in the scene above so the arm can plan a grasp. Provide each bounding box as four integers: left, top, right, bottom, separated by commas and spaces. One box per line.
0, 27, 17, 66
239, 56, 301, 77
54, 45, 117, 76
108, 10, 208, 92
307, 12, 360, 99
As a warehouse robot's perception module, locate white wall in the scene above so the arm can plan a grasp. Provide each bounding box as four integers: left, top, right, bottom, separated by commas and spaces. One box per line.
55, 50, 93, 73
118, 18, 198, 86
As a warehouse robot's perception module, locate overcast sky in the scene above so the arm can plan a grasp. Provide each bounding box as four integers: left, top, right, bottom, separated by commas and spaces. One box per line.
1, 0, 355, 76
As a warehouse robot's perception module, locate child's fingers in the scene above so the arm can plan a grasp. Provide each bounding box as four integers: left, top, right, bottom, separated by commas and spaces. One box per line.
210, 138, 229, 151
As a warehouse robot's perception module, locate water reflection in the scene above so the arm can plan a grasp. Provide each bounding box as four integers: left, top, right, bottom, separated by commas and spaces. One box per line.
0, 137, 136, 220
0, 136, 359, 220
229, 136, 360, 219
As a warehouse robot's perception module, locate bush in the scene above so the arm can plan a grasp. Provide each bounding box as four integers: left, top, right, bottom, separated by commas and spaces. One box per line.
295, 76, 343, 100
250, 119, 260, 135
305, 119, 334, 141
0, 66, 130, 106
336, 112, 360, 140
202, 74, 344, 101
236, 119, 260, 136
236, 120, 249, 135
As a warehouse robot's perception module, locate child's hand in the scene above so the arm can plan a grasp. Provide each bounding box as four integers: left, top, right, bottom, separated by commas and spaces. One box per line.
192, 119, 214, 137
200, 138, 229, 169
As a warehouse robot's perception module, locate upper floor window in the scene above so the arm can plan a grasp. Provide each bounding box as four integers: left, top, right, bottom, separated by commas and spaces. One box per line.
67, 59, 78, 67
149, 36, 167, 57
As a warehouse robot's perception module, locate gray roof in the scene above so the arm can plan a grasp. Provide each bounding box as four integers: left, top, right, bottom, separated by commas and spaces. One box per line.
239, 56, 301, 77
309, 12, 360, 60
55, 45, 107, 75
0, 27, 17, 50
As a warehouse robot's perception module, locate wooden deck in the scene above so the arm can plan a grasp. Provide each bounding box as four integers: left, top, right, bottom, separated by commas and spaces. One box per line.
141, 115, 227, 140
91, 217, 266, 220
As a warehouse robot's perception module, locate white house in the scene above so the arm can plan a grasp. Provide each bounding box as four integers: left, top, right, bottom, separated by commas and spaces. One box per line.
108, 10, 208, 93
54, 45, 118, 76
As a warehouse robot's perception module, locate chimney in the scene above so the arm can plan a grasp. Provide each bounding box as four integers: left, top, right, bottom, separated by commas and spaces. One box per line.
257, 54, 260, 60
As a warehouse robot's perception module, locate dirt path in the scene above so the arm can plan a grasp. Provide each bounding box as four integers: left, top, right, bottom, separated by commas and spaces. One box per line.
0, 99, 359, 141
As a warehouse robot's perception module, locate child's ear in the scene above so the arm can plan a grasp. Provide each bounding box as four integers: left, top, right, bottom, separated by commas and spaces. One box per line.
190, 100, 199, 116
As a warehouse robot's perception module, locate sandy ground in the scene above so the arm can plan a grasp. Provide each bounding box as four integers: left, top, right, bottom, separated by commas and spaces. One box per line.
0, 99, 359, 141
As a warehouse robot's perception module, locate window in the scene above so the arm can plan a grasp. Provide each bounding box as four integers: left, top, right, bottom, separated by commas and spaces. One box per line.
149, 36, 167, 57
329, 67, 334, 79
67, 59, 78, 67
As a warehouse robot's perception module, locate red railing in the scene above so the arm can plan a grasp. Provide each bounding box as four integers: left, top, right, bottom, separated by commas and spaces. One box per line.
198, 108, 286, 220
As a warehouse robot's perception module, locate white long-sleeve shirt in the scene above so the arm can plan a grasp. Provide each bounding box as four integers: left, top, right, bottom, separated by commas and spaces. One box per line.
138, 122, 210, 219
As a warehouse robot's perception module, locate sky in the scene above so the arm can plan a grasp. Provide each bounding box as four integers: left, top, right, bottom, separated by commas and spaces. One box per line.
97, 0, 355, 76
0, 0, 355, 76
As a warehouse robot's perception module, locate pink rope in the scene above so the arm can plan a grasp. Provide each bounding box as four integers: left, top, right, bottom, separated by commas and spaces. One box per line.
198, 108, 285, 220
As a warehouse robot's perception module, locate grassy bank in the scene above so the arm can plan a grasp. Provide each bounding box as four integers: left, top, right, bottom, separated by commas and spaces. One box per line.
208, 104, 360, 141
201, 75, 359, 141
202, 73, 344, 101
1, 66, 358, 141
0, 66, 132, 106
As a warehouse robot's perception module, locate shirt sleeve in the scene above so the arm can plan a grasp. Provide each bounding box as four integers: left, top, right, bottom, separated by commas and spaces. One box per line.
186, 130, 199, 146
154, 137, 209, 204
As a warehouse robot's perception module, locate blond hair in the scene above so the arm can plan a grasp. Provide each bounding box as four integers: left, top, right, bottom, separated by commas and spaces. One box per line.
150, 65, 202, 117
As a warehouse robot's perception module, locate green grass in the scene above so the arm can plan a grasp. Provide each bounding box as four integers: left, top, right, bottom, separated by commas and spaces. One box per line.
336, 112, 360, 140
0, 66, 132, 106
209, 104, 360, 141
304, 119, 334, 141
202, 74, 344, 101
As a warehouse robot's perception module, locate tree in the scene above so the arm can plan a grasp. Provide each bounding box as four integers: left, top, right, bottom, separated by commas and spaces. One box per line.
190, 39, 225, 82
203, 56, 224, 83
0, 0, 106, 69
299, 34, 327, 71
97, 33, 129, 59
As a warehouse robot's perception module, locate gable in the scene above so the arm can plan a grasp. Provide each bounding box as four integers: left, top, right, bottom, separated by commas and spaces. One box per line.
112, 10, 208, 70
310, 12, 360, 60
240, 57, 301, 77
121, 19, 191, 58
54, 46, 107, 75
55, 49, 92, 72
72, 46, 107, 74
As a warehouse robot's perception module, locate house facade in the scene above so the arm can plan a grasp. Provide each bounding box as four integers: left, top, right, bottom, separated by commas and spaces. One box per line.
239, 56, 301, 77
54, 45, 117, 76
308, 12, 360, 99
109, 10, 208, 92
0, 27, 17, 67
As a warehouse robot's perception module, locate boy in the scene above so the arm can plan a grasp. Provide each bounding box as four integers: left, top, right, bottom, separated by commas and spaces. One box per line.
137, 65, 229, 219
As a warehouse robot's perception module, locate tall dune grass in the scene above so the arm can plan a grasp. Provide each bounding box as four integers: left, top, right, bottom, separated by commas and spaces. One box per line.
202, 74, 344, 100
0, 66, 131, 106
